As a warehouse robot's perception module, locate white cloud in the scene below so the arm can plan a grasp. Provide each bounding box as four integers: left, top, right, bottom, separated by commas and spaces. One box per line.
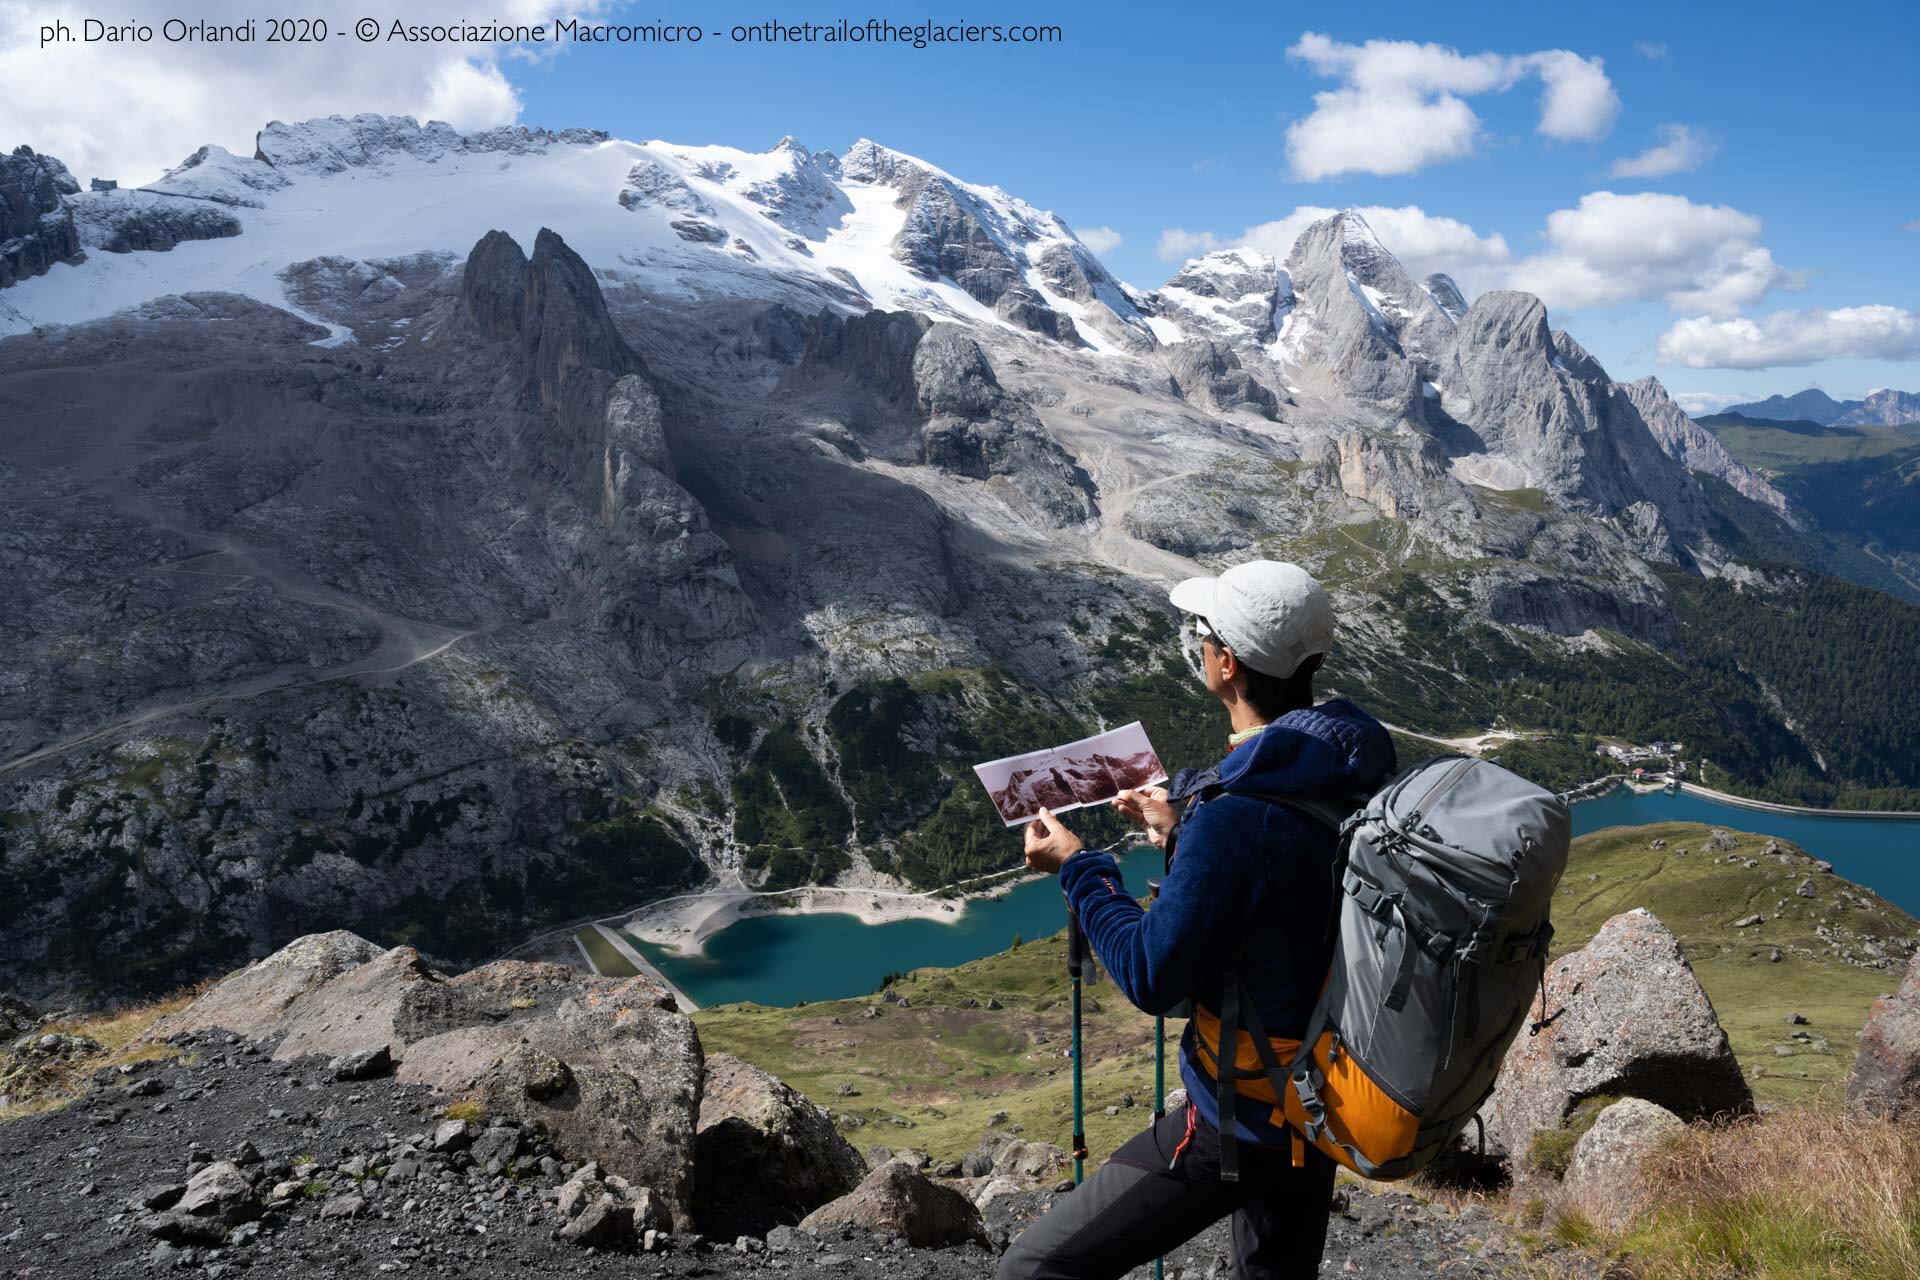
1156, 227, 1229, 262
1635, 40, 1669, 60
1669, 390, 1753, 415
1656, 306, 1920, 369
1903, 219, 1920, 233
1282, 32, 1618, 180
0, 0, 613, 185
1507, 191, 1804, 316
1076, 225, 1124, 255
1523, 50, 1621, 141
1609, 123, 1717, 178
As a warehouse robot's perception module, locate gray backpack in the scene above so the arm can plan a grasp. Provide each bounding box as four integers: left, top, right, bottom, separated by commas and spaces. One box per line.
1210, 754, 1570, 1181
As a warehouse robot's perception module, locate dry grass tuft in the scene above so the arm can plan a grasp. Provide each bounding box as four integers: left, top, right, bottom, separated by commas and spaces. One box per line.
441, 1097, 485, 1123
0, 985, 207, 1124
1550, 1103, 1920, 1280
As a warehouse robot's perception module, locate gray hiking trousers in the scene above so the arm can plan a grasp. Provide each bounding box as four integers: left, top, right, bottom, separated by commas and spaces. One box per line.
996, 1103, 1337, 1280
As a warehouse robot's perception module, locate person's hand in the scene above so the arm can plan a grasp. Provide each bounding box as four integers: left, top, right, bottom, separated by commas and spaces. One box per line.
1112, 786, 1176, 850
1023, 808, 1083, 875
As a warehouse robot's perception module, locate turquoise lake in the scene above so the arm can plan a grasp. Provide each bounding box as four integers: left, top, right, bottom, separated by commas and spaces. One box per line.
640, 787, 1918, 1010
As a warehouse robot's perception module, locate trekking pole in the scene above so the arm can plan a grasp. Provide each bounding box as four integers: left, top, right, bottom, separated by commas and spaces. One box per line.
1148, 873, 1168, 1280
1066, 906, 1088, 1186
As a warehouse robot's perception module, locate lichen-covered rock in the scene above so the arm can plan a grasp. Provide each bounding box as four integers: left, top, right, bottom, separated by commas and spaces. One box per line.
692, 1053, 866, 1238
1561, 1097, 1684, 1226
1485, 909, 1751, 1162
798, 1158, 988, 1248
151, 931, 383, 1041
1847, 952, 1920, 1120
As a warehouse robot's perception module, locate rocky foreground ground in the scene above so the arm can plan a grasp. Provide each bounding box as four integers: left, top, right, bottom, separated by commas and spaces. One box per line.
15, 892, 1873, 1280
0, 1024, 1559, 1279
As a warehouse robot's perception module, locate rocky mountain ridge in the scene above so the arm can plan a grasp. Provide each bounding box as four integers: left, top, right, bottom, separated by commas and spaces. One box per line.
0, 112, 1900, 1001
1720, 385, 1920, 427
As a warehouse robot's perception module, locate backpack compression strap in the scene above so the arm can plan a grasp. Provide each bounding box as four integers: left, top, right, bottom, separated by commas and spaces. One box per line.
1206, 790, 1365, 1181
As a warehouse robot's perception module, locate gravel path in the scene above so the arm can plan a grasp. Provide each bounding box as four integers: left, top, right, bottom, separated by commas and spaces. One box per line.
0, 1029, 1580, 1278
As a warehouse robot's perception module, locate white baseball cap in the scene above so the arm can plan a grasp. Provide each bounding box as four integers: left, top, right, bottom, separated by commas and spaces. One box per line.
1168, 560, 1334, 679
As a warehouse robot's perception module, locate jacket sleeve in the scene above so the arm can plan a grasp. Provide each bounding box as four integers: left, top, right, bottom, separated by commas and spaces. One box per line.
1058, 800, 1265, 1016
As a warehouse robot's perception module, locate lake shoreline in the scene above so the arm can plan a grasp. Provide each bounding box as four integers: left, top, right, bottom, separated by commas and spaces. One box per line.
1678, 782, 1920, 821
619, 870, 1045, 958
1568, 777, 1920, 820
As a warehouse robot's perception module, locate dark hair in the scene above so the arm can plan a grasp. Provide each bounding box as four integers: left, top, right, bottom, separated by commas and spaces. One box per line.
1209, 640, 1320, 721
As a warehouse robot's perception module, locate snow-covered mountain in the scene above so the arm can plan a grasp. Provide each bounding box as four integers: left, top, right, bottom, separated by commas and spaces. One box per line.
3, 116, 1165, 356
0, 114, 1839, 997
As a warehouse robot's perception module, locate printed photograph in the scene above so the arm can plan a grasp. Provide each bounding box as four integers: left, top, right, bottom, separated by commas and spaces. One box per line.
1071, 722, 1169, 795
974, 722, 1167, 826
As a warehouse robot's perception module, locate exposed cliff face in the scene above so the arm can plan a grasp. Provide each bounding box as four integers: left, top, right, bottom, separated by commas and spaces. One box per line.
1164, 339, 1281, 420
1277, 212, 1456, 421
69, 190, 243, 253
0, 145, 82, 287
1621, 376, 1797, 522
912, 326, 1096, 526
1437, 290, 1711, 557
454, 228, 757, 661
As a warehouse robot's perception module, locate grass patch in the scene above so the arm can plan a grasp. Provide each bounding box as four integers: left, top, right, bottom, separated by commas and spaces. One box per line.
1525, 1094, 1623, 1178
0, 986, 202, 1124
574, 927, 638, 977
1582, 1105, 1920, 1280
696, 924, 1165, 1161
442, 1098, 484, 1123
1553, 821, 1917, 1106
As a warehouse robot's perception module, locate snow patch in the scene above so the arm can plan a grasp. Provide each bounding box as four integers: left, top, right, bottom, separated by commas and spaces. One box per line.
1449, 454, 1534, 491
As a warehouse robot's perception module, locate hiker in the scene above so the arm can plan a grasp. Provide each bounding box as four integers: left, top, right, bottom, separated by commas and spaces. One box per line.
999, 560, 1397, 1280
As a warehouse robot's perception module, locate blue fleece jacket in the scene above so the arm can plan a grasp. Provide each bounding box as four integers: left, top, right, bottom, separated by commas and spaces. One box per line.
1058, 698, 1396, 1148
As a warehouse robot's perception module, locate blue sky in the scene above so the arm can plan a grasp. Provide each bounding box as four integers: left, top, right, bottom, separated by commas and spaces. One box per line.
5, 0, 1916, 407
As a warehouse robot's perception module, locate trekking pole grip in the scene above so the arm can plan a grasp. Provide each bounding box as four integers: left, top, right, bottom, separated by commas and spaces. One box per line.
1067, 906, 1087, 978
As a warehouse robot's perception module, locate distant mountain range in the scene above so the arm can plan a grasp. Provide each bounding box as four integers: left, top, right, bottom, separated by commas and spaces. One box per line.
1716, 387, 1920, 428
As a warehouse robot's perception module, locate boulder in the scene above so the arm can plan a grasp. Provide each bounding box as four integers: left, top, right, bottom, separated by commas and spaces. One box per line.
1485, 909, 1751, 1161
329, 1044, 393, 1081
1847, 953, 1920, 1120
692, 1053, 866, 1237
176, 1161, 253, 1224
151, 931, 384, 1041
559, 1197, 635, 1249
150, 932, 704, 1230
1561, 1098, 1684, 1227
964, 1133, 1069, 1182
798, 1158, 988, 1248
0, 994, 38, 1040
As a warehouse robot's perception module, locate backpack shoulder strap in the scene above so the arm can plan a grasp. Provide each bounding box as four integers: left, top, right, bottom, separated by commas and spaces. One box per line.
1228, 790, 1366, 834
